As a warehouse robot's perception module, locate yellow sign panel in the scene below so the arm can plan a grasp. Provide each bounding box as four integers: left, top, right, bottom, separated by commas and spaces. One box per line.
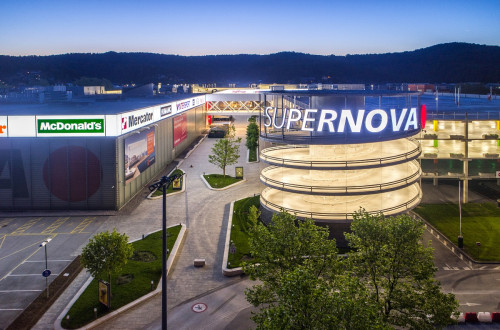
99, 280, 110, 308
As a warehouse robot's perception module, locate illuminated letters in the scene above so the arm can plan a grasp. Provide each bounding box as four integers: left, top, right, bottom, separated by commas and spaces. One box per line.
338, 110, 365, 133
301, 109, 317, 132
263, 107, 420, 135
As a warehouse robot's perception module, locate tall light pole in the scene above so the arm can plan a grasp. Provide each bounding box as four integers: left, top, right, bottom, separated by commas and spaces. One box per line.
149, 172, 184, 330
458, 181, 463, 248
40, 238, 52, 298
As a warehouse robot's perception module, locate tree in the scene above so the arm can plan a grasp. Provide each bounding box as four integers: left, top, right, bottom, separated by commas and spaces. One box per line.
345, 210, 459, 329
80, 229, 134, 305
243, 212, 383, 329
208, 125, 241, 177
246, 121, 259, 151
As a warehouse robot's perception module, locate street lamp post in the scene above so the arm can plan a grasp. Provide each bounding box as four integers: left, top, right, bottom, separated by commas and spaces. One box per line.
40, 238, 52, 298
458, 181, 463, 248
149, 172, 184, 330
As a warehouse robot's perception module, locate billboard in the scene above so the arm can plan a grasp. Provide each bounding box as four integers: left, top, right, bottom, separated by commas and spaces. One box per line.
125, 128, 156, 184
173, 114, 187, 147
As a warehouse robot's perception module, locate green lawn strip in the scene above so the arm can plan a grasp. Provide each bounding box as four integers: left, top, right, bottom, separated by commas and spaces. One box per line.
204, 174, 242, 189
248, 148, 257, 162
227, 196, 260, 268
61, 226, 181, 329
414, 203, 500, 261
152, 169, 184, 197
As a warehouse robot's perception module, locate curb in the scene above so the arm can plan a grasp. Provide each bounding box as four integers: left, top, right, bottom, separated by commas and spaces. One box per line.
147, 169, 186, 200
222, 201, 243, 276
55, 224, 187, 330
200, 175, 247, 191
246, 148, 260, 164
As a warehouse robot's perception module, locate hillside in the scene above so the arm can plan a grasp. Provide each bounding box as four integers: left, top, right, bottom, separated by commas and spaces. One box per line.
0, 43, 499, 85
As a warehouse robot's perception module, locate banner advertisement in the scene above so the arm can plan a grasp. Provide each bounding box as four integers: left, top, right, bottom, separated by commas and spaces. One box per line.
173, 114, 187, 147
98, 280, 110, 308
125, 128, 156, 184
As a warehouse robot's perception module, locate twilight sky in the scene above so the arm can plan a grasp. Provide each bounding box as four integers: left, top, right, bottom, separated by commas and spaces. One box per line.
1, 0, 499, 56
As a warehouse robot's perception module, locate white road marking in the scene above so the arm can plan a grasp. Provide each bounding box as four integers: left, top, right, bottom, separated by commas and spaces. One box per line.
24, 260, 72, 262
8, 274, 59, 276
0, 289, 42, 292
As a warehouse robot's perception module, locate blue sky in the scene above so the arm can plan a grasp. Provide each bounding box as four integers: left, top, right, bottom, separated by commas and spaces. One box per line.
0, 0, 499, 56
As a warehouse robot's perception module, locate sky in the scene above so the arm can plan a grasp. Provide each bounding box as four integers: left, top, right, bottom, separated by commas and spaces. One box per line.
0, 0, 499, 56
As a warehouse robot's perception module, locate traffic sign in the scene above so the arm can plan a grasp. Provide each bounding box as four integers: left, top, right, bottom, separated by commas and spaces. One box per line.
191, 302, 207, 313
42, 269, 51, 277
496, 171, 500, 178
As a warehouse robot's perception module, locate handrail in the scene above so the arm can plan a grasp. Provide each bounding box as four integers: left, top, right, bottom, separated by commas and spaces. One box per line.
260, 187, 422, 221
260, 162, 421, 194
260, 138, 421, 169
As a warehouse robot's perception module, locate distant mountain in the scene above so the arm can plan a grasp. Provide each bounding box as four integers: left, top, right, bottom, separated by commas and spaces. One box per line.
0, 43, 499, 85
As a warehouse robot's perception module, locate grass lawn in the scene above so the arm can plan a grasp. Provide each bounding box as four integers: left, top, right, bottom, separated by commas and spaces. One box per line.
61, 225, 181, 329
414, 203, 500, 261
204, 174, 242, 189
152, 169, 184, 197
228, 195, 260, 268
248, 148, 257, 162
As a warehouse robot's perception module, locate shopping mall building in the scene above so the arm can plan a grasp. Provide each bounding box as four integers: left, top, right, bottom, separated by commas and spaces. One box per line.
1, 86, 499, 221
0, 95, 206, 210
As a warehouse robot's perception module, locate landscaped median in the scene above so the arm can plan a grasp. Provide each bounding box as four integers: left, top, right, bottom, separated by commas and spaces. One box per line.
201, 174, 246, 190
413, 202, 500, 261
57, 224, 186, 329
222, 195, 260, 276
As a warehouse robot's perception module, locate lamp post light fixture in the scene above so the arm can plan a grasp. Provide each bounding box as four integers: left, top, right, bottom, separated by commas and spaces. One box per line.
40, 238, 52, 298
149, 172, 184, 330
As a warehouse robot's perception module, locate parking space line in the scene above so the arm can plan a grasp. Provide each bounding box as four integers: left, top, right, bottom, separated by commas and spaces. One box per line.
70, 217, 95, 234
8, 274, 59, 276
0, 235, 5, 250
0, 290, 42, 292
41, 217, 70, 234
0, 308, 24, 311
0, 239, 45, 262
10, 218, 42, 235
24, 259, 72, 263
0, 218, 14, 228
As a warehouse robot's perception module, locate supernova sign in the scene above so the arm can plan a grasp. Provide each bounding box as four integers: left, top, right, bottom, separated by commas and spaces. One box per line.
37, 118, 105, 135
263, 106, 425, 144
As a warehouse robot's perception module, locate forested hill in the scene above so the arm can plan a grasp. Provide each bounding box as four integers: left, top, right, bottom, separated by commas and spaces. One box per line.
0, 43, 499, 84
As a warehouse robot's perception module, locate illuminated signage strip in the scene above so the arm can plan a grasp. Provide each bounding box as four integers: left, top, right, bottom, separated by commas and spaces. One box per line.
1, 95, 206, 137
0, 116, 6, 137
263, 107, 421, 133
262, 106, 424, 144
37, 117, 105, 136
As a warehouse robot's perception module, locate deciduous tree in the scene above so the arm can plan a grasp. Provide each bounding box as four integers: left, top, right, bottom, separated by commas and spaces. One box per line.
208, 125, 241, 177
345, 209, 459, 329
80, 229, 134, 305
243, 212, 383, 329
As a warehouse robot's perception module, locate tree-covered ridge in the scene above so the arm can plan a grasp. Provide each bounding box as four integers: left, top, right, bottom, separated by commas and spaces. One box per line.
0, 43, 499, 84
